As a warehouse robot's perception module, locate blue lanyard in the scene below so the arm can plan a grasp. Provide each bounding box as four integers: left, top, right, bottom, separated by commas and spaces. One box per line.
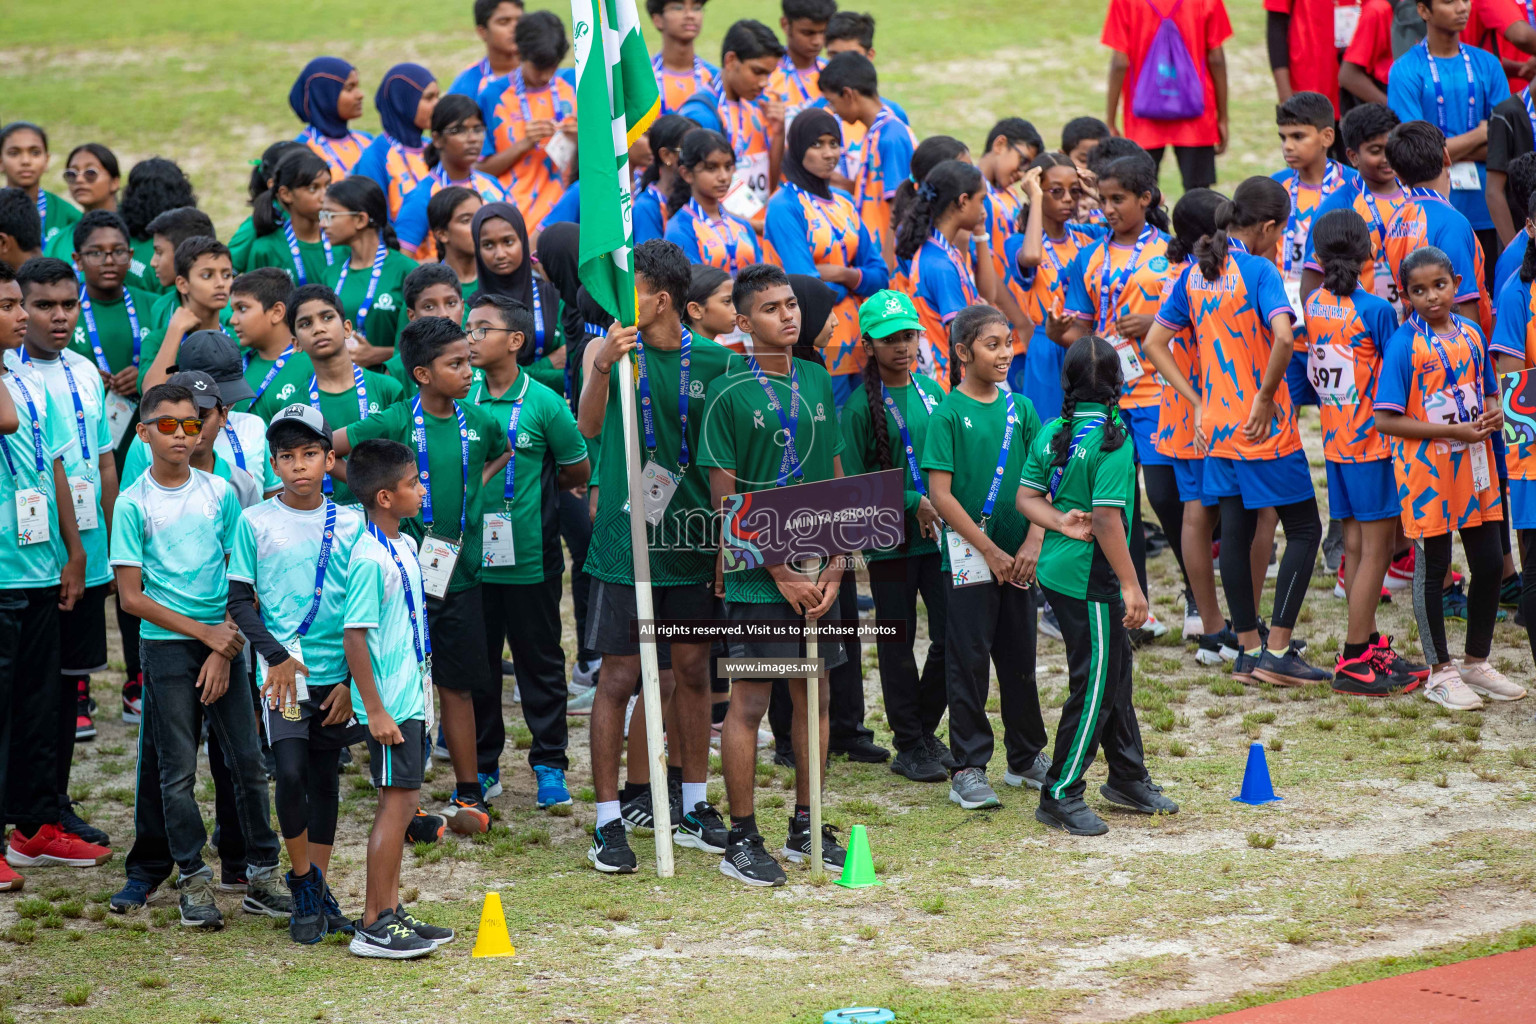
979, 393, 1017, 524
223, 423, 246, 472
882, 380, 937, 495
774, 55, 819, 107
309, 364, 370, 494
35, 191, 46, 226
411, 395, 469, 537
653, 53, 709, 111
1047, 416, 1106, 500
295, 500, 337, 637
306, 128, 348, 171
688, 200, 746, 273
1423, 40, 1478, 138
282, 217, 333, 285
18, 351, 91, 462
335, 243, 388, 338
787, 183, 854, 267
635, 327, 693, 469
1, 372, 46, 476
746, 355, 803, 485
367, 521, 431, 666
79, 286, 140, 373
1523, 87, 1536, 139
387, 136, 425, 191
1411, 314, 1482, 422
497, 374, 529, 504
1097, 225, 1155, 332
1285, 161, 1342, 276
1357, 179, 1394, 251
531, 278, 546, 358
929, 230, 981, 304
1041, 233, 1068, 273
250, 345, 296, 404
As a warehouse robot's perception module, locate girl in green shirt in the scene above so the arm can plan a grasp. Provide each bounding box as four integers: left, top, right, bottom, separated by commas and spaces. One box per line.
321, 176, 415, 372
1, 121, 79, 250
246, 149, 335, 287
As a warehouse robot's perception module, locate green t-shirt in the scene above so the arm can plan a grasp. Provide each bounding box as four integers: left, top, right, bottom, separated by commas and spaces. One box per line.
229, 216, 256, 273
697, 354, 845, 604
919, 386, 1041, 571
38, 190, 80, 250
0, 369, 72, 589
838, 375, 945, 561
243, 220, 338, 289
323, 248, 415, 353
137, 293, 235, 393
345, 395, 507, 593
250, 365, 403, 505
585, 333, 734, 587
470, 370, 588, 585
236, 345, 315, 415
1018, 404, 1136, 602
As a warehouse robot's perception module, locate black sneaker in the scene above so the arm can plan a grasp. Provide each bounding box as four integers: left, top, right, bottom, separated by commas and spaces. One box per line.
783, 821, 846, 872
406, 809, 446, 844
242, 871, 293, 918
889, 746, 947, 783
674, 801, 729, 854
1100, 778, 1180, 815
620, 788, 654, 831
719, 832, 785, 887
59, 799, 110, 847
1035, 796, 1109, 836
109, 878, 160, 914
317, 869, 354, 935
830, 735, 890, 763
349, 909, 434, 959
1500, 574, 1522, 608
177, 873, 224, 929
1196, 632, 1238, 667
286, 869, 327, 945
397, 904, 454, 945
772, 747, 796, 769
1002, 751, 1051, 790
922, 733, 957, 770
588, 818, 638, 873
1252, 647, 1331, 687
218, 865, 247, 893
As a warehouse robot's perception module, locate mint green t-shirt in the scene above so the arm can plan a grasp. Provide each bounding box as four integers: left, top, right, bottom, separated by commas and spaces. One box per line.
344, 528, 429, 724
0, 369, 72, 589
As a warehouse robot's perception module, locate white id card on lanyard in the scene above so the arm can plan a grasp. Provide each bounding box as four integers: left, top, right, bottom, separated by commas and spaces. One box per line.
419, 536, 461, 599
15, 489, 49, 546
1471, 439, 1492, 492
105, 392, 136, 447
640, 461, 682, 525
1107, 334, 1146, 383
258, 637, 311, 708
481, 512, 516, 567
544, 130, 575, 175
1449, 161, 1481, 191
422, 662, 435, 733
1284, 277, 1306, 318
945, 528, 992, 587
68, 475, 98, 530
1334, 3, 1360, 48
724, 152, 769, 221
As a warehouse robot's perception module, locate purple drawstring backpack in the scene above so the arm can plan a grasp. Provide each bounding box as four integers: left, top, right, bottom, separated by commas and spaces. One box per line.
1131, 0, 1206, 121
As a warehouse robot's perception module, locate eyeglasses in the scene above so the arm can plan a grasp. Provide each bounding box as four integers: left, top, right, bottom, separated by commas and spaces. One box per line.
442, 124, 487, 138
467, 325, 515, 341
63, 167, 107, 184
317, 210, 365, 224
79, 247, 132, 264
1044, 187, 1087, 200
152, 416, 204, 436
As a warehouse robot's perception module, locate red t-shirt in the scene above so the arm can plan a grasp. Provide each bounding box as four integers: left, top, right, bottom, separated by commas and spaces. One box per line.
1265, 0, 1360, 115
1102, 0, 1234, 148
1343, 0, 1395, 84
1464, 0, 1532, 95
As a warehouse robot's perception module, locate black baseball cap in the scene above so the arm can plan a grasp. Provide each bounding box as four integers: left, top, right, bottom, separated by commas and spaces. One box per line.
172, 330, 255, 406
165, 370, 222, 412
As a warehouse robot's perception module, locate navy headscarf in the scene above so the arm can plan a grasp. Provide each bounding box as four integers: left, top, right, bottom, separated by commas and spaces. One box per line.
375, 63, 435, 148
289, 57, 356, 139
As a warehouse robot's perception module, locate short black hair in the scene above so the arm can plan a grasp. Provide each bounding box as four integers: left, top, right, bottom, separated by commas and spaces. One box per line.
819, 51, 877, 99
635, 239, 691, 316
400, 316, 467, 376
0, 261, 14, 285
0, 122, 48, 151
285, 283, 344, 333
783, 0, 836, 23
474, 0, 523, 26
731, 262, 791, 315
469, 292, 535, 339
73, 209, 131, 253
1340, 102, 1400, 153
1061, 116, 1111, 153
231, 267, 291, 310
427, 185, 479, 238
647, 0, 709, 14
0, 188, 42, 253
147, 206, 216, 250
1086, 136, 1148, 177
17, 256, 77, 293
140, 383, 195, 420
515, 10, 569, 69
269, 418, 332, 455
174, 236, 231, 280
985, 118, 1043, 157
722, 19, 785, 63
1276, 91, 1336, 131
348, 438, 416, 510
403, 263, 461, 310
825, 10, 874, 47
1385, 121, 1446, 187
1509, 151, 1536, 223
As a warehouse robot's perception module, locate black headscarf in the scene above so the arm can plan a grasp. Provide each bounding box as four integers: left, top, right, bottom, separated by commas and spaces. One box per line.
782, 108, 841, 201
788, 273, 835, 367
535, 221, 585, 344
471, 201, 558, 361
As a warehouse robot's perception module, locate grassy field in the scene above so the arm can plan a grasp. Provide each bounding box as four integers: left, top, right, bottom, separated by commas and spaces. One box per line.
5, 2, 1536, 1022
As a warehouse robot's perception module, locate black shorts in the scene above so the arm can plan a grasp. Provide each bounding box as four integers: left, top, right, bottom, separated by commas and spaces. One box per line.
585, 580, 715, 665
59, 583, 109, 676
425, 585, 494, 695
724, 600, 849, 671
1146, 145, 1217, 191
263, 682, 368, 749
368, 718, 425, 790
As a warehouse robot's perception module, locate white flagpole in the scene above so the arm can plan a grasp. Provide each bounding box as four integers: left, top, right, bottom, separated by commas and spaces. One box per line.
805, 611, 822, 879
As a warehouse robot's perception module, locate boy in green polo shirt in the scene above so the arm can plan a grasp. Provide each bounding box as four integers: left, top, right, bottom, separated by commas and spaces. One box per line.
1017, 335, 1176, 837
142, 207, 216, 327
335, 315, 507, 835
698, 263, 849, 889
468, 293, 589, 811
227, 268, 312, 414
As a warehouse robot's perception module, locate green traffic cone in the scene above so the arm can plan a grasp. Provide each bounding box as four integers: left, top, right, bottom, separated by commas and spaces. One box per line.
834, 824, 880, 888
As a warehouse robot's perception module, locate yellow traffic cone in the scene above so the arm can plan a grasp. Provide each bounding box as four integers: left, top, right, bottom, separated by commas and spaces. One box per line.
471, 891, 516, 958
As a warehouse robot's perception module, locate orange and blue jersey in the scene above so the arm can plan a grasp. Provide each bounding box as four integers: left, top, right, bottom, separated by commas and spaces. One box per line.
1384, 186, 1489, 330
1003, 223, 1107, 330
296, 128, 375, 179
896, 233, 983, 389
1301, 284, 1398, 464
818, 97, 909, 180
354, 135, 430, 221
1302, 179, 1407, 308
676, 89, 772, 223
449, 58, 499, 100
848, 109, 915, 264
479, 69, 577, 229
1153, 241, 1303, 461
765, 55, 824, 115
664, 200, 763, 275
1494, 231, 1527, 299
1152, 257, 1201, 460
394, 168, 508, 259
1491, 273, 1536, 480
1062, 225, 1174, 409
1375, 313, 1502, 538
764, 184, 888, 378
1272, 161, 1359, 349
652, 53, 720, 116
633, 184, 668, 244
982, 180, 1025, 351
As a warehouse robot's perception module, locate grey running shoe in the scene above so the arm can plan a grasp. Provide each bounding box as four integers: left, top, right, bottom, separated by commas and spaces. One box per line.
1003, 751, 1051, 789
177, 873, 223, 929
948, 767, 1001, 809
242, 871, 293, 918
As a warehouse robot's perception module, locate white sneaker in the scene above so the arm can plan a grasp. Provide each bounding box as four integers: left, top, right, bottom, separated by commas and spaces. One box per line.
572, 657, 602, 692
1181, 593, 1201, 641
1422, 666, 1484, 711
1457, 660, 1527, 702
1140, 614, 1169, 638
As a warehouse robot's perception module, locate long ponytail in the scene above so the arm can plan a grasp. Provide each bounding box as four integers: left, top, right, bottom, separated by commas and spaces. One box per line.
891, 134, 968, 233
1313, 209, 1372, 298
638, 115, 696, 192
894, 159, 983, 262
1166, 187, 1225, 265
860, 343, 894, 471
1051, 335, 1128, 469
252, 148, 328, 238
1195, 176, 1289, 282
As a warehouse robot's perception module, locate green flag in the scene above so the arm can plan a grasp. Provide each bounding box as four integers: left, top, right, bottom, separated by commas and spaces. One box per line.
572, 0, 661, 325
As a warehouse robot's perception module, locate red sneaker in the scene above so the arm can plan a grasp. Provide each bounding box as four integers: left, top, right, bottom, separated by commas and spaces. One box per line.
75, 679, 96, 741
1385, 550, 1413, 590
5, 823, 112, 868
0, 856, 23, 892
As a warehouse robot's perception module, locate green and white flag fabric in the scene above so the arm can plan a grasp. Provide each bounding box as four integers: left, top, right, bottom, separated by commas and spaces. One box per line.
572, 0, 661, 325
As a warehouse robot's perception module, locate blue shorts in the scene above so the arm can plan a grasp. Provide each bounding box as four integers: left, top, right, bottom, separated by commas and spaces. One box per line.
1016, 325, 1064, 424
1285, 349, 1318, 407
1173, 457, 1218, 506
1202, 449, 1315, 509
1510, 479, 1536, 530
1124, 405, 1171, 467
1325, 459, 1398, 522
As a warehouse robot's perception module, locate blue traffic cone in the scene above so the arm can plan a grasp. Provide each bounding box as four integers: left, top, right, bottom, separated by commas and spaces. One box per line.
823, 1010, 895, 1024
1232, 741, 1281, 805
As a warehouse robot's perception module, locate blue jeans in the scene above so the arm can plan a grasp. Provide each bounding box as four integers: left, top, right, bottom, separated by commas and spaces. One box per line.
132, 638, 278, 881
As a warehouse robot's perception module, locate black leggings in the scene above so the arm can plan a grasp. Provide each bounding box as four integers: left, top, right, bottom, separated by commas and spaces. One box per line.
1521, 530, 1536, 667
271, 739, 341, 845
1416, 525, 1502, 666
1130, 474, 1148, 595
1218, 495, 1321, 634
1142, 463, 1188, 584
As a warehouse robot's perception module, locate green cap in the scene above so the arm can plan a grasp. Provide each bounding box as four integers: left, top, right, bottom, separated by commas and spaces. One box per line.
858, 290, 922, 339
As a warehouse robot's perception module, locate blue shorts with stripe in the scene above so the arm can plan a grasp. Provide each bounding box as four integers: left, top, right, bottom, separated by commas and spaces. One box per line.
1173, 457, 1217, 506
368, 718, 425, 790
1124, 405, 1171, 466
1325, 459, 1398, 522
1202, 450, 1314, 509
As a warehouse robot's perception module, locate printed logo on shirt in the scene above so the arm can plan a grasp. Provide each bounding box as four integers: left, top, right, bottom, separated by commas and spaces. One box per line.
276, 383, 297, 402
202, 499, 219, 520
131, 259, 147, 278
367, 401, 381, 413
963, 417, 973, 429
468, 429, 482, 442
814, 402, 826, 423
515, 431, 532, 449
753, 409, 766, 428
689, 379, 706, 398
1149, 256, 1170, 273
376, 294, 396, 311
